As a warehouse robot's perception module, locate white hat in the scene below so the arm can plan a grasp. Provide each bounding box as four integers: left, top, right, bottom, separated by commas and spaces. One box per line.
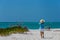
40, 19, 45, 23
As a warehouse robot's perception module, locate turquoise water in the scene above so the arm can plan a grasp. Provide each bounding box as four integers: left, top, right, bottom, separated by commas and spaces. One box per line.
0, 22, 60, 29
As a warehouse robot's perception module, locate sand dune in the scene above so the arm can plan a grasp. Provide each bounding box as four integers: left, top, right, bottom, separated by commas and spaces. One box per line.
0, 29, 60, 40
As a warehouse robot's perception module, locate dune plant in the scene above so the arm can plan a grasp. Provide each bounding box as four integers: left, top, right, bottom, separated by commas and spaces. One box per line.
0, 25, 28, 36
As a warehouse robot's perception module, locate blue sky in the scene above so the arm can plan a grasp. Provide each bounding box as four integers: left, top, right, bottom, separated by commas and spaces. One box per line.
0, 0, 60, 22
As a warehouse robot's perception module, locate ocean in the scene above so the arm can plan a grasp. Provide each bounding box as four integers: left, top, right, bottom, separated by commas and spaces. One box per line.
0, 22, 60, 29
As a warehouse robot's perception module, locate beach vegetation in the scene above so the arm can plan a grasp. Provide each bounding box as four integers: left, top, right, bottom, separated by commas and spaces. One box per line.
0, 25, 29, 36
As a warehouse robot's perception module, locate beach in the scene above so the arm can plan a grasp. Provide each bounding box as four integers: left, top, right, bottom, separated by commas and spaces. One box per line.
0, 29, 60, 40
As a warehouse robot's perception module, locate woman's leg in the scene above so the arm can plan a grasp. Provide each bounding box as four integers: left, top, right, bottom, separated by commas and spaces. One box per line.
42, 32, 44, 38
40, 31, 44, 38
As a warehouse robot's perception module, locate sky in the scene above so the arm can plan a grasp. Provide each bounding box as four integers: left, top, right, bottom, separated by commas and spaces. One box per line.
0, 0, 60, 22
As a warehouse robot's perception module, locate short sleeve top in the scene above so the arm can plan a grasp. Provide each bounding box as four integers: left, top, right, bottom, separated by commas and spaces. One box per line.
40, 23, 44, 29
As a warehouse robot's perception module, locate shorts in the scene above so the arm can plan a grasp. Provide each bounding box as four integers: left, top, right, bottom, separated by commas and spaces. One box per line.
40, 29, 44, 32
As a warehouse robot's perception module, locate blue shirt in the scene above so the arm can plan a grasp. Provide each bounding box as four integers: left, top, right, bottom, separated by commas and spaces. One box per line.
40, 23, 44, 29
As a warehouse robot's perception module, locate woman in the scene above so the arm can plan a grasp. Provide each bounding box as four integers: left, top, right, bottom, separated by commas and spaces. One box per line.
39, 19, 45, 38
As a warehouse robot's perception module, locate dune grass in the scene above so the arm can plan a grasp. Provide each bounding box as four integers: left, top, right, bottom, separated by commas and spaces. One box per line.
0, 25, 28, 36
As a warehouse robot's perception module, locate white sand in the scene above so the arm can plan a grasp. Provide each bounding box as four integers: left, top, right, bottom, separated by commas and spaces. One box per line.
0, 29, 60, 40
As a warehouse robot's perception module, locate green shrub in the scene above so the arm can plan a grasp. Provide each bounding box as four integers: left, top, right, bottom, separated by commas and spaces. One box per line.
0, 25, 28, 36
